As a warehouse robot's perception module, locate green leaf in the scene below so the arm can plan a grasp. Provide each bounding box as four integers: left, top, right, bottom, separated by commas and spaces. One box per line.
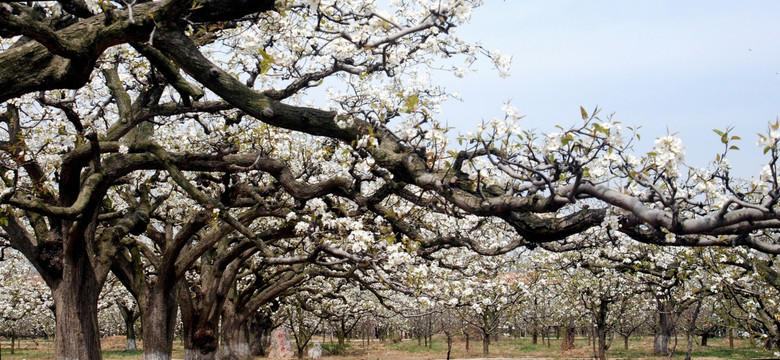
729, 145, 740, 150
260, 63, 272, 75
402, 94, 420, 113
580, 106, 588, 120
713, 129, 724, 136
593, 123, 608, 135
258, 49, 276, 64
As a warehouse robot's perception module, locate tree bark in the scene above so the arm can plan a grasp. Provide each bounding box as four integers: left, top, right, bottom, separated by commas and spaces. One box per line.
118, 302, 139, 351
653, 332, 670, 355
141, 285, 180, 360
249, 313, 271, 356
181, 317, 220, 360
444, 329, 453, 360
653, 302, 674, 356
125, 311, 138, 351
595, 300, 610, 360
481, 329, 490, 355
561, 325, 576, 351
684, 300, 702, 360
183, 325, 219, 360
52, 244, 103, 360
336, 330, 347, 354
728, 328, 734, 349
219, 324, 251, 360
220, 304, 252, 360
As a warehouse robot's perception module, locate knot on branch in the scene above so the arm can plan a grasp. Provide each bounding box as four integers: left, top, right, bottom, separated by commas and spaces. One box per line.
36, 241, 63, 274
193, 327, 218, 353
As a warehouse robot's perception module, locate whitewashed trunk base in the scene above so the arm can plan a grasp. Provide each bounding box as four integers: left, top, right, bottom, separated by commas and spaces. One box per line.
185, 348, 217, 360
143, 352, 172, 360
219, 343, 251, 360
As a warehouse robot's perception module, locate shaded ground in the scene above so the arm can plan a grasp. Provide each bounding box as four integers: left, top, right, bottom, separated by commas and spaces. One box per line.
0, 334, 774, 359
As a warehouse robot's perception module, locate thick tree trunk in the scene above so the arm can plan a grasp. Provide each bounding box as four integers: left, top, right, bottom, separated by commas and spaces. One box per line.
219, 306, 251, 360
118, 304, 138, 351
52, 250, 103, 360
531, 328, 538, 344
623, 335, 629, 351
653, 333, 670, 355
596, 327, 607, 360
185, 348, 218, 360
595, 300, 609, 360
142, 286, 180, 360
336, 330, 347, 354
481, 329, 490, 355
183, 323, 220, 360
653, 306, 674, 356
561, 325, 575, 351
249, 313, 270, 356
126, 315, 138, 351
464, 331, 470, 352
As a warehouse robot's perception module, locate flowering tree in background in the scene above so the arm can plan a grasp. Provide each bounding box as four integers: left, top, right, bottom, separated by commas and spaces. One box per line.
0, 250, 54, 353
98, 274, 140, 351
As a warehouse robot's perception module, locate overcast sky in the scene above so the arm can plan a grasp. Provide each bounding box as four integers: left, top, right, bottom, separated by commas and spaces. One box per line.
435, 1, 780, 178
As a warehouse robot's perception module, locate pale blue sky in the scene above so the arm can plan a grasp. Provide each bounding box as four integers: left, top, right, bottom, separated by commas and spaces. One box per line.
436, 1, 780, 178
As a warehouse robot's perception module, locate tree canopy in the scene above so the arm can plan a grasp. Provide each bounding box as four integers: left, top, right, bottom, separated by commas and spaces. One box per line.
1, 1, 779, 359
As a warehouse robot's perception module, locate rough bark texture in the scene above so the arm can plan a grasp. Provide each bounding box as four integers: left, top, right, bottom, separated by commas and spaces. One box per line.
481, 329, 490, 355
185, 349, 218, 360
594, 300, 609, 360
182, 324, 220, 360
219, 304, 252, 360
118, 302, 139, 351
52, 243, 102, 360
444, 330, 453, 360
249, 313, 271, 356
125, 315, 138, 351
653, 303, 673, 355
560, 325, 576, 351
142, 285, 180, 360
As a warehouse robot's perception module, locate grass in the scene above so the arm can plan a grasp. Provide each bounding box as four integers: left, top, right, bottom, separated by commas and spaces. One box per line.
387, 335, 776, 359
102, 349, 144, 358
1, 334, 776, 359
320, 342, 352, 355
